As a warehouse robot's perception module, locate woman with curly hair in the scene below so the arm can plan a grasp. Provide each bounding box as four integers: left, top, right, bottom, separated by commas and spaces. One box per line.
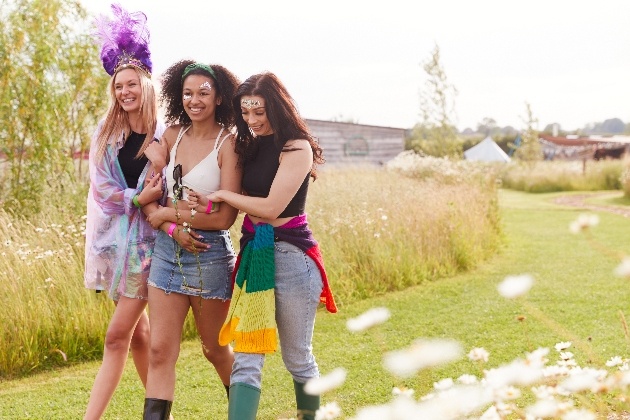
189, 71, 338, 420
139, 60, 241, 419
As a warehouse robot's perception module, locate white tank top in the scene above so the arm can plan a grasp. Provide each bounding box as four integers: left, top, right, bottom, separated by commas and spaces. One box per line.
165, 125, 229, 200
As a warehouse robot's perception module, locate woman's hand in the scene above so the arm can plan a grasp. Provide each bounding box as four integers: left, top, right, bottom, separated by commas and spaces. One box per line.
144, 137, 168, 173
138, 173, 162, 206
147, 205, 168, 229
186, 190, 208, 211
172, 227, 210, 253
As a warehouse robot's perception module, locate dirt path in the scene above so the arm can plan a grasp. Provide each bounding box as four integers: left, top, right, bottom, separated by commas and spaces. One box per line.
553, 192, 630, 218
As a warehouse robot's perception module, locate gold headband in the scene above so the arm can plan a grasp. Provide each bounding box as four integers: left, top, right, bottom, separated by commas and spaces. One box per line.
241, 99, 261, 109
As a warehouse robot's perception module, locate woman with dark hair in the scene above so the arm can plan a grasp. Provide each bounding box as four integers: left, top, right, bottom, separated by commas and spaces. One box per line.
83, 4, 165, 419
139, 60, 241, 418
189, 71, 337, 420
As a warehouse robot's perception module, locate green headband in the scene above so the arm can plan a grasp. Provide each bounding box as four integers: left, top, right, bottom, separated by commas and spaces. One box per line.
182, 63, 216, 81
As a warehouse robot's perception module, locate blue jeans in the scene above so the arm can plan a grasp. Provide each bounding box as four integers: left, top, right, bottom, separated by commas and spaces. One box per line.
231, 241, 324, 388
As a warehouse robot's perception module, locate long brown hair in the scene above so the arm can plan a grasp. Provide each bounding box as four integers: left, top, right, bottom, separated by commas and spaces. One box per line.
93, 66, 158, 161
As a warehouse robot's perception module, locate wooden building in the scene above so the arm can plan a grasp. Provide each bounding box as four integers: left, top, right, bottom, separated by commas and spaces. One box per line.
305, 119, 405, 166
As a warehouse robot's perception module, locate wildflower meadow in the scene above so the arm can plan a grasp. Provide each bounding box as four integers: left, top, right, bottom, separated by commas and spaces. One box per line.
5, 155, 630, 419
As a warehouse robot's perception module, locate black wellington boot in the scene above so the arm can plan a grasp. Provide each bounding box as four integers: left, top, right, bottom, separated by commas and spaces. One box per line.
143, 398, 173, 420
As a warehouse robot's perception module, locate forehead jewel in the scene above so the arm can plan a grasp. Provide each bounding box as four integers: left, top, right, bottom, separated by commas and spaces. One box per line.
241, 98, 261, 109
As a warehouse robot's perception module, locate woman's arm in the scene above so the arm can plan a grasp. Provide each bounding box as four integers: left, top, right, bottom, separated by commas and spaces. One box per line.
208, 139, 312, 219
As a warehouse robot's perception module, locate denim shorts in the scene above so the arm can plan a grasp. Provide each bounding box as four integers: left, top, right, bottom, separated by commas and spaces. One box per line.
148, 229, 235, 300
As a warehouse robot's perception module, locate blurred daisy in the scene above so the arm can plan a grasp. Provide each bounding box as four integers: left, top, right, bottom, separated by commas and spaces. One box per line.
315, 401, 341, 420
555, 342, 572, 352
384, 338, 462, 378
392, 387, 415, 397
614, 257, 630, 278
569, 213, 599, 234
605, 356, 623, 367
346, 307, 391, 332
304, 368, 347, 395
497, 274, 533, 299
468, 347, 490, 362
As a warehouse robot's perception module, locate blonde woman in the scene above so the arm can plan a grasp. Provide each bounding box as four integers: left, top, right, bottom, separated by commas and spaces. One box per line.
83, 5, 165, 419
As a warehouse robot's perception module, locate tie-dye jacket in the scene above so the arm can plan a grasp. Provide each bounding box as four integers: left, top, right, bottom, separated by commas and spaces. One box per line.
83, 120, 166, 300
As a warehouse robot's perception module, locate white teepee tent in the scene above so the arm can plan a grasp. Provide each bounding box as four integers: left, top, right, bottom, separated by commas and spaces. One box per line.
464, 136, 511, 163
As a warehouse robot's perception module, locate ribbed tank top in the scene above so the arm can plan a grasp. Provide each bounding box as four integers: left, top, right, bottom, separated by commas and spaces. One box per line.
241, 134, 309, 218
165, 125, 229, 200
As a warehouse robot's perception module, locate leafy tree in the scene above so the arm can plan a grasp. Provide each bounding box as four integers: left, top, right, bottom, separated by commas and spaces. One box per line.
512, 102, 542, 162
406, 44, 462, 157
0, 0, 109, 214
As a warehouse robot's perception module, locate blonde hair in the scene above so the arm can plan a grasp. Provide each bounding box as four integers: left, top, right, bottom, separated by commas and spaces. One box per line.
94, 67, 158, 161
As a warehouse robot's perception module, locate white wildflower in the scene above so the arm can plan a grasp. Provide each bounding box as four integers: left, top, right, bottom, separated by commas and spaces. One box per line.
526, 398, 563, 418
457, 374, 478, 385
468, 347, 489, 362
304, 368, 347, 395
315, 401, 341, 420
497, 274, 533, 298
383, 338, 462, 378
392, 387, 415, 397
569, 213, 599, 234
555, 341, 572, 352
605, 356, 623, 367
614, 257, 630, 277
346, 307, 391, 332
433, 378, 454, 391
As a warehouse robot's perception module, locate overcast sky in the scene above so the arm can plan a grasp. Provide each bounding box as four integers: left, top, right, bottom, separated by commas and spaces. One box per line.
80, 0, 630, 132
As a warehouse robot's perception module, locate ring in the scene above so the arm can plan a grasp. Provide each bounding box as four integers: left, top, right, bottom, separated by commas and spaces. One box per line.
152, 138, 159, 143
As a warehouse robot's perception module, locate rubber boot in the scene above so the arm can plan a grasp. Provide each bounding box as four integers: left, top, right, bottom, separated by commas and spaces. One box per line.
228, 382, 261, 420
294, 380, 320, 420
143, 398, 173, 420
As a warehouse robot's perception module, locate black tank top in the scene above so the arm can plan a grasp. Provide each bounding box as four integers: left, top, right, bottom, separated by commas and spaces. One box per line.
241, 134, 309, 218
118, 131, 148, 188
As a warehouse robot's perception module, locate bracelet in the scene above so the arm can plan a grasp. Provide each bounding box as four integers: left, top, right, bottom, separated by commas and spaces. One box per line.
167, 222, 177, 238
132, 195, 142, 208
205, 200, 214, 214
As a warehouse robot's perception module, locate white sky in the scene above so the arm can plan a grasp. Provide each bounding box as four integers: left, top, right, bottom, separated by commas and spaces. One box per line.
79, 0, 630, 132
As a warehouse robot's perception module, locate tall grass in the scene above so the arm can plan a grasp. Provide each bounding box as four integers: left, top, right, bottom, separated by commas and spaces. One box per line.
0, 160, 502, 378
500, 159, 625, 192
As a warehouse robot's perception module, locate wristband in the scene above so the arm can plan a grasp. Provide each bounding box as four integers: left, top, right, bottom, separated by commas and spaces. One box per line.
205, 200, 214, 214
167, 222, 177, 238
132, 195, 142, 208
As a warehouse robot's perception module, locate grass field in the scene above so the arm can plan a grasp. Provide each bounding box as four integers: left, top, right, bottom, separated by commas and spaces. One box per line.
3, 189, 630, 419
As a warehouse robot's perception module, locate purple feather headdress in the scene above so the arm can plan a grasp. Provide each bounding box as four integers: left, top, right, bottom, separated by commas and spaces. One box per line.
94, 3, 152, 77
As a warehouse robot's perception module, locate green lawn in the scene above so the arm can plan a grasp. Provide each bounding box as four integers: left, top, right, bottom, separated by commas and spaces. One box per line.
2, 189, 630, 419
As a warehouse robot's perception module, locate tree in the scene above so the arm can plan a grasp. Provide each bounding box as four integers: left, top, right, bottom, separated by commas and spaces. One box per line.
406, 44, 461, 157
512, 102, 542, 162
0, 0, 109, 214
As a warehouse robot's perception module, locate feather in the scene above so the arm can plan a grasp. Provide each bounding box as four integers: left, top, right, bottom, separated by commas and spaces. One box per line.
93, 3, 152, 76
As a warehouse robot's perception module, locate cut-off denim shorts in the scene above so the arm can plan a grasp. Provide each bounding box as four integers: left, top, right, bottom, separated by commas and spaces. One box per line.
148, 229, 235, 300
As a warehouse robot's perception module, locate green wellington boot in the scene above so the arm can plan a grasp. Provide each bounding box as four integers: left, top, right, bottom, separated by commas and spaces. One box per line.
142, 398, 173, 420
228, 382, 261, 420
294, 380, 320, 420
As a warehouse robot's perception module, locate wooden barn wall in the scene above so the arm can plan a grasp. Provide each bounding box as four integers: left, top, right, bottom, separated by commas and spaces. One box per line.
305, 119, 405, 166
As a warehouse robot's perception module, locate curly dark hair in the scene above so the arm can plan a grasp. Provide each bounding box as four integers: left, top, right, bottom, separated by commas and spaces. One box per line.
159, 59, 240, 127
232, 71, 324, 179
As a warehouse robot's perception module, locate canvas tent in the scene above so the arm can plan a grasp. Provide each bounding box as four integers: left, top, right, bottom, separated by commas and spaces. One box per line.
464, 136, 511, 162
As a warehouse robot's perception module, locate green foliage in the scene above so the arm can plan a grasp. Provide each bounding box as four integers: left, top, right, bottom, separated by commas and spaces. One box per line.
512, 102, 543, 162
406, 44, 462, 158
0, 0, 109, 214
